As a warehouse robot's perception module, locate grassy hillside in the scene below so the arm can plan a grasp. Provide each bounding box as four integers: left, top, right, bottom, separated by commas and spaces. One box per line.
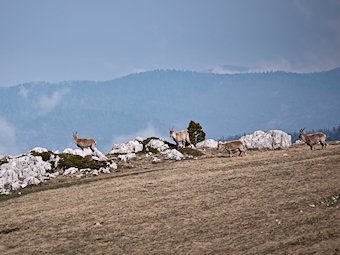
0, 143, 339, 254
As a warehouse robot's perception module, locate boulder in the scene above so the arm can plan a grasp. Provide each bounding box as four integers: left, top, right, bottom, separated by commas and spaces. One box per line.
240, 130, 291, 150
146, 139, 169, 152
151, 156, 161, 163
63, 148, 107, 161
0, 154, 52, 194
196, 139, 218, 149
118, 153, 136, 162
110, 139, 143, 154
92, 148, 108, 161
106, 161, 118, 170
294, 139, 305, 145
63, 148, 93, 157
161, 149, 184, 160
63, 167, 79, 175
31, 147, 48, 153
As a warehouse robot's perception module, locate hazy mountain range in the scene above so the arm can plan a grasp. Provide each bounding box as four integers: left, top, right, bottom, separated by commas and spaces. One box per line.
1, 68, 339, 155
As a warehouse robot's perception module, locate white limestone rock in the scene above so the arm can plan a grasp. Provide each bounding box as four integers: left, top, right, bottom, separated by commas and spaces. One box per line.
31, 147, 48, 153
196, 139, 218, 149
110, 139, 143, 154
92, 148, 108, 161
151, 156, 161, 163
240, 130, 291, 150
0, 154, 52, 194
118, 153, 136, 162
294, 139, 305, 145
63, 148, 93, 157
135, 136, 144, 143
162, 149, 184, 160
63, 167, 79, 175
99, 167, 111, 174
106, 161, 118, 170
146, 139, 169, 152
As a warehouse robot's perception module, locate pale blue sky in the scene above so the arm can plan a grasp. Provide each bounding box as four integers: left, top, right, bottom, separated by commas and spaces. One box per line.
1, 0, 340, 86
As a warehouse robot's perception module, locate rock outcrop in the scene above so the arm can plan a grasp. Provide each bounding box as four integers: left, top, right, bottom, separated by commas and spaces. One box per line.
240, 130, 291, 150
196, 139, 219, 149
110, 139, 144, 154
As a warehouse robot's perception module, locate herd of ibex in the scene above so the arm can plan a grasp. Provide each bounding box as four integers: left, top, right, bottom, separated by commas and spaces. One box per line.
72, 128, 327, 157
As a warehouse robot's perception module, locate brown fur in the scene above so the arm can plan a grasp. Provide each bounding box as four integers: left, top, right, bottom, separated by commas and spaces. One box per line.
73, 132, 96, 152
170, 129, 191, 148
217, 140, 246, 157
299, 128, 327, 150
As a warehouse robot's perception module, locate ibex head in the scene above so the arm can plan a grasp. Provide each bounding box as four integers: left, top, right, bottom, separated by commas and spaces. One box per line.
72, 132, 78, 139
169, 128, 174, 137
299, 128, 305, 138
217, 139, 222, 150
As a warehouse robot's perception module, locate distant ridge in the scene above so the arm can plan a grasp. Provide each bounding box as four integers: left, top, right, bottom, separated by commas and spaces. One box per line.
7, 67, 340, 88
0, 68, 339, 155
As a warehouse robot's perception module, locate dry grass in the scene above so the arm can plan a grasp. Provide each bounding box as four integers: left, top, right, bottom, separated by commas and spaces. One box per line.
0, 143, 339, 254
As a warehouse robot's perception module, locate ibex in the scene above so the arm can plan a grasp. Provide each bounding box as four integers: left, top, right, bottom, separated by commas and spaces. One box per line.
299, 128, 327, 150
72, 132, 96, 152
170, 129, 191, 148
217, 140, 246, 157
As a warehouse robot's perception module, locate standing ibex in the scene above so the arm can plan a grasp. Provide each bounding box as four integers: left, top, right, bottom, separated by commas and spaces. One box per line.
299, 128, 327, 150
72, 132, 96, 152
217, 140, 246, 157
170, 129, 191, 148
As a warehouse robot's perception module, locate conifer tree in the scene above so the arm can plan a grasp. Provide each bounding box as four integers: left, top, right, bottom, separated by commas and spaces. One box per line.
187, 120, 206, 145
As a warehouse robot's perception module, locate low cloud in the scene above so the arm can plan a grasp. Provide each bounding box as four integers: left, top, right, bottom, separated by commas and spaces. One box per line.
111, 122, 164, 145
18, 85, 29, 98
208, 65, 249, 75
250, 57, 296, 73
38, 88, 70, 115
249, 55, 340, 74
0, 116, 20, 156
